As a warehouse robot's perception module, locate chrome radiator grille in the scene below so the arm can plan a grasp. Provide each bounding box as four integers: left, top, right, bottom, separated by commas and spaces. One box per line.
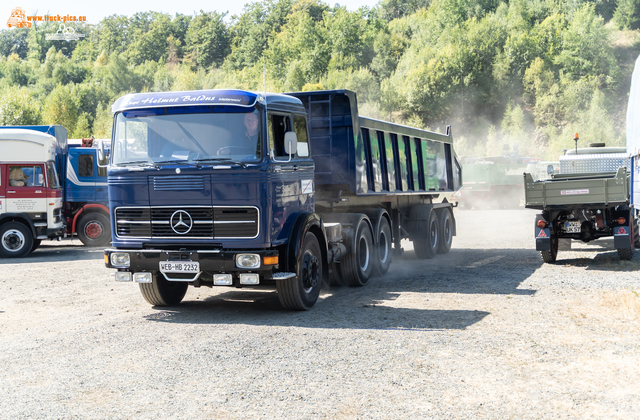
115, 206, 258, 239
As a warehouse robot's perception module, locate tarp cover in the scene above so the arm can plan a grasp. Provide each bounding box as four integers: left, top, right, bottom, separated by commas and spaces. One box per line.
627, 54, 640, 155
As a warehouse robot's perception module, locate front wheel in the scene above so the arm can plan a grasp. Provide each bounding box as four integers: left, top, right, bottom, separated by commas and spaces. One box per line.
0, 222, 34, 258
77, 212, 111, 247
139, 272, 188, 306
277, 232, 323, 310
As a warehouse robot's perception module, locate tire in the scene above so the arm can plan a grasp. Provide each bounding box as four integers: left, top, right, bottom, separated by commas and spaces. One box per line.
77, 212, 111, 247
0, 222, 34, 258
634, 215, 640, 248
31, 239, 42, 253
372, 217, 392, 276
541, 236, 558, 263
339, 219, 374, 286
277, 232, 323, 310
437, 208, 453, 254
139, 272, 188, 306
414, 210, 439, 259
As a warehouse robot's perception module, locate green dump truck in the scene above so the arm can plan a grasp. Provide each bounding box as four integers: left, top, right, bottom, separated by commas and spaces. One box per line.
524, 145, 638, 262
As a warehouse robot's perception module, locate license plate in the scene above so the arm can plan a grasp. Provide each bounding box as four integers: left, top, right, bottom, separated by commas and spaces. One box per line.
159, 261, 200, 273
564, 221, 581, 233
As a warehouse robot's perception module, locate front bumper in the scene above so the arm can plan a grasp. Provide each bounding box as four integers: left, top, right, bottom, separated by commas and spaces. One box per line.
104, 248, 279, 282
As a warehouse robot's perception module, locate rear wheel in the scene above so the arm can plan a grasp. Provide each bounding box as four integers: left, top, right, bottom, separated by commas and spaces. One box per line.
437, 208, 453, 254
414, 210, 439, 259
541, 236, 558, 263
77, 212, 111, 247
139, 272, 188, 306
340, 219, 374, 286
372, 217, 392, 276
0, 222, 34, 258
277, 232, 323, 310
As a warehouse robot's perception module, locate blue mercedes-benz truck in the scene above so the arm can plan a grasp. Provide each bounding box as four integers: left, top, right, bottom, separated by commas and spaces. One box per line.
103, 89, 462, 310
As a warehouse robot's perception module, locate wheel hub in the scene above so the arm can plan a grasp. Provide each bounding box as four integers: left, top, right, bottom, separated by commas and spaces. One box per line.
301, 252, 319, 290
85, 222, 104, 239
2, 229, 25, 251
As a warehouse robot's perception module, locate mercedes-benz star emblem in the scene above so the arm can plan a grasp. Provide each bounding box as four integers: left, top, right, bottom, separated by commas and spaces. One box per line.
170, 210, 193, 235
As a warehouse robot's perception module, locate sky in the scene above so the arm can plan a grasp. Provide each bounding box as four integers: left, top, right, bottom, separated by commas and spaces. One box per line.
3, 0, 381, 26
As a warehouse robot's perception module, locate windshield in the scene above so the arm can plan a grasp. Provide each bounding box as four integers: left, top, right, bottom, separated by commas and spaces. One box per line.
46, 162, 61, 189
112, 106, 262, 166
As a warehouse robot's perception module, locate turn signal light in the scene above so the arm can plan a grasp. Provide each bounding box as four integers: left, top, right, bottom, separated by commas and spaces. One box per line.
536, 220, 547, 229
263, 256, 279, 265
617, 217, 626, 225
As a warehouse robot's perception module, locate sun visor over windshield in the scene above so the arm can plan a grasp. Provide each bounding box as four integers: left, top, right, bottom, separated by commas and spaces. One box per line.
112, 90, 258, 113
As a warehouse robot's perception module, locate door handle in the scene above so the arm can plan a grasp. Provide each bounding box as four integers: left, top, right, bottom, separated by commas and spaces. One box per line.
7, 191, 16, 194
96, 188, 105, 192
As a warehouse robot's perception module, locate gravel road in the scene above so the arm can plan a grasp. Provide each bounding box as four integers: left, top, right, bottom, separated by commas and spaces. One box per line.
1, 208, 640, 419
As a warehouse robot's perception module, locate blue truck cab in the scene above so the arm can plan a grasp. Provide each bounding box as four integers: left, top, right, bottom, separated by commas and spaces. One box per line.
104, 89, 461, 310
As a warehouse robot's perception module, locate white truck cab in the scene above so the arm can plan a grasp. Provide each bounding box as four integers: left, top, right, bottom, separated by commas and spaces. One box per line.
0, 129, 65, 257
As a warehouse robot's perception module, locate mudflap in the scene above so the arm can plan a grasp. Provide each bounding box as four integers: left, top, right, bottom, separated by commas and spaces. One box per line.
614, 225, 631, 249
534, 214, 551, 251
535, 227, 551, 251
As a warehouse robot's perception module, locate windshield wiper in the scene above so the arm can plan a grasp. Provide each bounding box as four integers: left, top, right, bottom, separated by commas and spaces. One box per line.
193, 158, 247, 168
154, 159, 199, 165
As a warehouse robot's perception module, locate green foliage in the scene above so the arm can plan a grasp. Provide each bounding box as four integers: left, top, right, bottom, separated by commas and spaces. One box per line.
0, 86, 41, 125
186, 11, 231, 69
0, 0, 637, 161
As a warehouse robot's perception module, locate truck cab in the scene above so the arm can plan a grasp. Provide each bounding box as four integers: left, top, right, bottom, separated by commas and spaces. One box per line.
0, 129, 66, 257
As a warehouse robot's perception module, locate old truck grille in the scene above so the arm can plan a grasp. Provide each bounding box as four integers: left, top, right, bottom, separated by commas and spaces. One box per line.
114, 206, 258, 239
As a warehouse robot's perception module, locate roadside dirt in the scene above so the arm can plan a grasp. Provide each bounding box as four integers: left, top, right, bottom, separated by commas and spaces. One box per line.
1, 209, 639, 419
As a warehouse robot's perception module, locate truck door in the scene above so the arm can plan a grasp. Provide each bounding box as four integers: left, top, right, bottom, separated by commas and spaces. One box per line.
6, 164, 47, 215
269, 113, 315, 240
67, 150, 96, 203
94, 150, 109, 204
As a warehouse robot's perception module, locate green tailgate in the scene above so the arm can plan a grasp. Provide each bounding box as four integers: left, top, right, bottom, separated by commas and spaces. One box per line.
524, 167, 629, 210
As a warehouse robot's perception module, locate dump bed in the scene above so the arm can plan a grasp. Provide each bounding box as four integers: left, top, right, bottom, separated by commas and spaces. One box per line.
288, 90, 462, 196
524, 167, 629, 210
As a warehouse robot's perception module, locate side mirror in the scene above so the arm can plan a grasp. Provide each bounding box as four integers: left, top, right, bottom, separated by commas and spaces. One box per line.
97, 139, 110, 168
284, 131, 297, 155
97, 139, 105, 161
547, 165, 554, 175
38, 174, 44, 185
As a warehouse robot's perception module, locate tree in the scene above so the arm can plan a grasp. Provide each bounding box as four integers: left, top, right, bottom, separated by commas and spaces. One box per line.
0, 86, 41, 125
186, 11, 231, 69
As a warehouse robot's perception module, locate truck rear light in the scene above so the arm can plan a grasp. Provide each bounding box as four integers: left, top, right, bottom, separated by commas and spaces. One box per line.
110, 252, 130, 268
214, 274, 232, 285
536, 220, 547, 229
115, 272, 132, 282
263, 255, 278, 265
239, 273, 259, 285
133, 273, 152, 283
617, 217, 626, 225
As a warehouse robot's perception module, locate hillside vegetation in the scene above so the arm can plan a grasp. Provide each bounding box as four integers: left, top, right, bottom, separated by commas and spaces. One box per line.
0, 0, 639, 159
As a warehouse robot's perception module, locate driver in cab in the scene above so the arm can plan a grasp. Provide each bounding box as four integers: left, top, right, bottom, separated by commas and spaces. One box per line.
217, 112, 260, 157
